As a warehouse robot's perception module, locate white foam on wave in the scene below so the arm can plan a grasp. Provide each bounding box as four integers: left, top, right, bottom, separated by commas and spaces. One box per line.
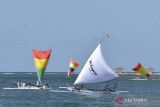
118, 91, 129, 93
1, 73, 15, 75
26, 73, 33, 74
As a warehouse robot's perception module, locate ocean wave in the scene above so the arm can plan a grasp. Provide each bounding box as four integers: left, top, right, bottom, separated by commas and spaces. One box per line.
26, 73, 33, 74
1, 73, 15, 75
50, 90, 71, 93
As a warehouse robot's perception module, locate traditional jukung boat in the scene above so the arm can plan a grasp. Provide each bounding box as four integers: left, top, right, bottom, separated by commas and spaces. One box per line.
3, 49, 52, 90
63, 43, 118, 93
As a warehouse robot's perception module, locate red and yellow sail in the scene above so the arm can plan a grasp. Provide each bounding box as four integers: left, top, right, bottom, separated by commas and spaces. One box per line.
67, 59, 79, 77
32, 49, 51, 81
132, 63, 150, 77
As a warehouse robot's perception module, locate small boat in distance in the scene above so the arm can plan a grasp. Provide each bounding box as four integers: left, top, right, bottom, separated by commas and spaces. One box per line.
129, 63, 151, 80
3, 49, 52, 90
67, 59, 79, 77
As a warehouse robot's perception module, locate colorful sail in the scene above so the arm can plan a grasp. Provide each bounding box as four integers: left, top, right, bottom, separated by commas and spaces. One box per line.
32, 49, 51, 81
132, 63, 150, 77
74, 44, 118, 85
67, 59, 79, 77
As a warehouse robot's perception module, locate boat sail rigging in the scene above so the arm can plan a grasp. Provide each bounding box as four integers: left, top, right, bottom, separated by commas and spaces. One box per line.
67, 59, 79, 77
74, 44, 118, 85
32, 49, 52, 86
3, 49, 52, 90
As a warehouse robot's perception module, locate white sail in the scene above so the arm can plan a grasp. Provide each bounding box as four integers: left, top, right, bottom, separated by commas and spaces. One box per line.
74, 44, 118, 85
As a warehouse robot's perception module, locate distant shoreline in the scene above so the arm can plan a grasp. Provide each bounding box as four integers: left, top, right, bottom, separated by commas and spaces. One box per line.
117, 72, 160, 76
1, 72, 160, 76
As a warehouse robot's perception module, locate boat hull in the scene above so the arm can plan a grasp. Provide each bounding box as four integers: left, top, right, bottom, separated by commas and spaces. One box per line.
3, 86, 51, 90
60, 87, 115, 93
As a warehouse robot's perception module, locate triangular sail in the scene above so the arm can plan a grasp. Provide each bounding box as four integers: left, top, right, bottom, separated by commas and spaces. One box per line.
67, 59, 79, 77
32, 49, 51, 81
74, 44, 118, 85
132, 63, 150, 77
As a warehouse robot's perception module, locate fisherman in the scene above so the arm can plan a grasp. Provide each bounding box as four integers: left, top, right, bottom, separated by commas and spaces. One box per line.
104, 83, 117, 92
22, 82, 26, 87
43, 84, 48, 89
104, 84, 111, 91
17, 82, 21, 88
44, 82, 49, 88
17, 82, 19, 86
26, 83, 32, 88
36, 81, 42, 87
104, 84, 114, 92
73, 86, 80, 92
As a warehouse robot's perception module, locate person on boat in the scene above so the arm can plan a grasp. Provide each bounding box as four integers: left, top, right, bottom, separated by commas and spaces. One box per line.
105, 83, 117, 92
22, 82, 26, 87
26, 83, 32, 86
17, 82, 19, 86
17, 82, 21, 88
36, 81, 42, 87
43, 84, 48, 89
103, 84, 116, 92
73, 86, 80, 92
104, 84, 112, 92
25, 83, 32, 88
43, 82, 49, 88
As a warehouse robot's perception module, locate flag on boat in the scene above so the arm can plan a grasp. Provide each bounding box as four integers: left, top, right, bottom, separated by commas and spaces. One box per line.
32, 49, 52, 81
132, 63, 150, 77
67, 59, 79, 77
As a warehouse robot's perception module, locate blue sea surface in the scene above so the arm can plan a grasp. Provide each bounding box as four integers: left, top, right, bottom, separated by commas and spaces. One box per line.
0, 72, 160, 107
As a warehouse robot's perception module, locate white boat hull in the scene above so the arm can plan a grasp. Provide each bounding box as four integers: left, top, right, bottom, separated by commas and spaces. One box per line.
3, 86, 51, 90
66, 87, 95, 93
129, 78, 148, 80
129, 78, 157, 80
59, 86, 123, 93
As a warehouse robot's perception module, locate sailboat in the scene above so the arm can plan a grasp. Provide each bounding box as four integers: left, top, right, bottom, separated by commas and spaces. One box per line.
129, 63, 151, 80
32, 49, 52, 89
67, 59, 79, 77
3, 49, 52, 90
65, 44, 118, 92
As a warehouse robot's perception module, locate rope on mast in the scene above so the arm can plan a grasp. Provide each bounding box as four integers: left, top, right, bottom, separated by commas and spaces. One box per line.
100, 32, 110, 43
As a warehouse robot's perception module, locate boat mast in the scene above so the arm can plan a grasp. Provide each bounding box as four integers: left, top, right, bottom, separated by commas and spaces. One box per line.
81, 84, 83, 88
100, 33, 110, 44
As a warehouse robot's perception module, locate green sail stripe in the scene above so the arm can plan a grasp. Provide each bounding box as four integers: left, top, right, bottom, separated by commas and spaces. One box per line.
36, 68, 46, 81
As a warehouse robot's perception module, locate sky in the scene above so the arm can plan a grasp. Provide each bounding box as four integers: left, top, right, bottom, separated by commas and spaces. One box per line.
0, 0, 160, 72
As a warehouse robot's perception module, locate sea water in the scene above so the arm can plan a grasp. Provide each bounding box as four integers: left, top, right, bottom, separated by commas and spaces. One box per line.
0, 72, 160, 107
